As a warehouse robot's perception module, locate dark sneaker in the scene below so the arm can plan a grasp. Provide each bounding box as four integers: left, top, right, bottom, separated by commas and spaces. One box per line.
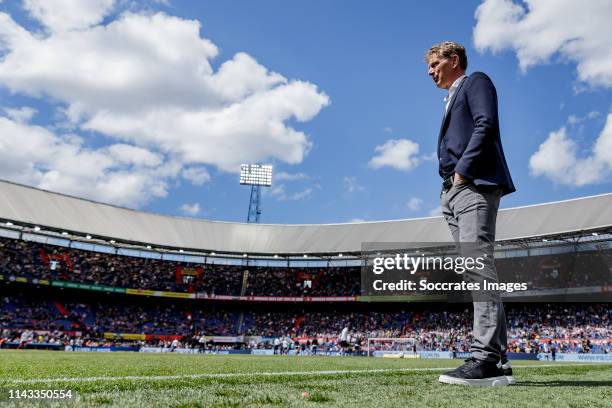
497, 358, 516, 385
439, 358, 509, 387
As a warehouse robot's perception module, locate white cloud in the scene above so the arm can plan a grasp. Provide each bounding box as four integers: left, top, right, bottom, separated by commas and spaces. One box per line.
23, 0, 116, 33
529, 114, 612, 185
275, 171, 308, 181
368, 139, 422, 171
344, 176, 364, 193
383, 126, 392, 133
348, 218, 366, 223
406, 197, 423, 211
213, 52, 287, 102
428, 206, 442, 217
3, 106, 37, 123
181, 166, 210, 186
0, 4, 329, 204
268, 184, 313, 201
474, 0, 612, 88
290, 188, 313, 200
0, 12, 329, 172
0, 115, 173, 207
567, 115, 580, 126
588, 111, 602, 120
107, 143, 163, 167
179, 202, 200, 216
268, 185, 285, 198
567, 111, 600, 125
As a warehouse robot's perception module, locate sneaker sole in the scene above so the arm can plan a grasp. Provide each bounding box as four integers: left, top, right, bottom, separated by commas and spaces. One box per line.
438, 375, 509, 387
506, 375, 516, 385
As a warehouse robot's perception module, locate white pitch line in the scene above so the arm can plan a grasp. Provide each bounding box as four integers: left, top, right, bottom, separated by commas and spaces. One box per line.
3, 363, 608, 385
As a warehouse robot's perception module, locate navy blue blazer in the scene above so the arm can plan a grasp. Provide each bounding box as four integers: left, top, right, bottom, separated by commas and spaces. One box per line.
438, 72, 516, 196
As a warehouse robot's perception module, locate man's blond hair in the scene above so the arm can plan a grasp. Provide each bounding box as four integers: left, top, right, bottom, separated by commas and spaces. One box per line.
425, 41, 468, 70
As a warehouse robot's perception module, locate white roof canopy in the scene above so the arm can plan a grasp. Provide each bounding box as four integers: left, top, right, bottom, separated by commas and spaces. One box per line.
0, 180, 610, 255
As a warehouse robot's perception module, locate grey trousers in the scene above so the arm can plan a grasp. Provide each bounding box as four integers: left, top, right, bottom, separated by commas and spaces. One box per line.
440, 182, 507, 362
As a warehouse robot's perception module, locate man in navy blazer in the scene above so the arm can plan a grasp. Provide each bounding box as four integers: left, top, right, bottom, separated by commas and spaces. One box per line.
426, 41, 516, 386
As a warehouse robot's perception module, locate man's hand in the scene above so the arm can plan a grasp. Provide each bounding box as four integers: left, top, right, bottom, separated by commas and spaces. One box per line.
453, 172, 469, 185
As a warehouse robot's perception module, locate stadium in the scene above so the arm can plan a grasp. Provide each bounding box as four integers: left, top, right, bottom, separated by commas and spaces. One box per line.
1, 179, 610, 407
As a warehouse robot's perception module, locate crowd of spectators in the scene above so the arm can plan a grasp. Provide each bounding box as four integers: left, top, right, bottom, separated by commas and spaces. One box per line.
241, 305, 610, 353
1, 295, 237, 337
0, 237, 243, 294
1, 235, 610, 354
243, 267, 360, 296
497, 252, 610, 289
0, 237, 360, 296
2, 292, 609, 354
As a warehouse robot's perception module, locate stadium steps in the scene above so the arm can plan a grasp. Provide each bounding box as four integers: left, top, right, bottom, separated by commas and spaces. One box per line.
239, 270, 249, 296
234, 269, 250, 334
236, 312, 245, 334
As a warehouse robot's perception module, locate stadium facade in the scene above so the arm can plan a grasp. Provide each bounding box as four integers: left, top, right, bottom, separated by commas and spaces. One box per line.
0, 179, 611, 257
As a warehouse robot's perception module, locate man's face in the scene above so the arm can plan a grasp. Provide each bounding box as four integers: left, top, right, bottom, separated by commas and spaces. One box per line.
427, 53, 457, 90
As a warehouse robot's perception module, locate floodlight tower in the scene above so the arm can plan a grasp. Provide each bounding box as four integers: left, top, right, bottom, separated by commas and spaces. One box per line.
240, 164, 272, 223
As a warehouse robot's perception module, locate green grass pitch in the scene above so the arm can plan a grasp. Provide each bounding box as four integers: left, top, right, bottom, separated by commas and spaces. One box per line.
0, 350, 611, 407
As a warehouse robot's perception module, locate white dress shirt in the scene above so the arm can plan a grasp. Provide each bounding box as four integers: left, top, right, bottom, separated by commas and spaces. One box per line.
445, 74, 467, 112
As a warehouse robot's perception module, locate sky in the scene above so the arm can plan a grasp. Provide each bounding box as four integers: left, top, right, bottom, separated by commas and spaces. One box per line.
0, 0, 611, 224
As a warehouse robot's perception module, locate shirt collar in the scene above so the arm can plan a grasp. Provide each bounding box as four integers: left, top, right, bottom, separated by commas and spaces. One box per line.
444, 74, 467, 103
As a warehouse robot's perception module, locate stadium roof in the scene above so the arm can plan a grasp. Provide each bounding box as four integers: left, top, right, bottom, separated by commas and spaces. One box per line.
0, 179, 611, 255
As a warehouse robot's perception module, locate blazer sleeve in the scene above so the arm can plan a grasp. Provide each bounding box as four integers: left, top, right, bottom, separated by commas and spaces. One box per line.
454, 72, 499, 179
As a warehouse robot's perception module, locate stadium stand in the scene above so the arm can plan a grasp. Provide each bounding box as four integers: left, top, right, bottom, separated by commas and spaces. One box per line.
1, 287, 609, 354
0, 237, 362, 296
1, 236, 609, 297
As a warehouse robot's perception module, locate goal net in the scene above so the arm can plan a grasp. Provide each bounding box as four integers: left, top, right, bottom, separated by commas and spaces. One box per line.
366, 337, 417, 358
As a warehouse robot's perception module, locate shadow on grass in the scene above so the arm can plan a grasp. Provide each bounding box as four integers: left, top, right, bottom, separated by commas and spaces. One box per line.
517, 380, 612, 387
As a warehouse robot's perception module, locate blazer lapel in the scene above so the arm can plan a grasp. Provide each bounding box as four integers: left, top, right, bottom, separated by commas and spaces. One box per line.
437, 75, 467, 145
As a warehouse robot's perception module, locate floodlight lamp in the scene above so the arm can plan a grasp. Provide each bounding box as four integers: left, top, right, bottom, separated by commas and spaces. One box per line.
240, 164, 273, 186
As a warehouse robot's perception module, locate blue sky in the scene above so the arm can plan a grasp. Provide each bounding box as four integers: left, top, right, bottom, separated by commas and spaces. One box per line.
0, 0, 611, 224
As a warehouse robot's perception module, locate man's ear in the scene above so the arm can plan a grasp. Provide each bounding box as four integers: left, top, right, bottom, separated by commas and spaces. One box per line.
451, 54, 459, 69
